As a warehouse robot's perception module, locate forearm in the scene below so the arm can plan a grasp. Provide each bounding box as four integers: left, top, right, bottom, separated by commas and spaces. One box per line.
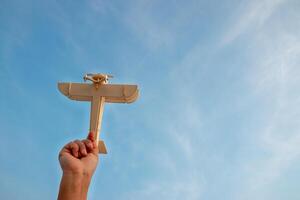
57, 172, 92, 200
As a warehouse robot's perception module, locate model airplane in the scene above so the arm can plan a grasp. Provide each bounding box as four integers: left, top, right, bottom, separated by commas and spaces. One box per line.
58, 73, 139, 154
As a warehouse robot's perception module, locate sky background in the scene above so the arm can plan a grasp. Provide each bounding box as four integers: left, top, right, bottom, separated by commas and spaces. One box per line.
1, 0, 300, 199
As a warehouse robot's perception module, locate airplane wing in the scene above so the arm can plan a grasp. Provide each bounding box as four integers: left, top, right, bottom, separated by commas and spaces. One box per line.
58, 82, 139, 103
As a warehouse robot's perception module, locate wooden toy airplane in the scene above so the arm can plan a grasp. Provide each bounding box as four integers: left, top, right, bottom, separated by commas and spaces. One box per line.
58, 73, 139, 154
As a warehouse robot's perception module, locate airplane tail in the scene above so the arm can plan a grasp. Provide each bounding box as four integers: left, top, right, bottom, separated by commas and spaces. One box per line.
98, 140, 107, 154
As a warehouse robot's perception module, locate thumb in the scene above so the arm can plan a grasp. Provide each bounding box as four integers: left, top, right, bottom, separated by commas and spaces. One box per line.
87, 131, 96, 142
87, 131, 99, 155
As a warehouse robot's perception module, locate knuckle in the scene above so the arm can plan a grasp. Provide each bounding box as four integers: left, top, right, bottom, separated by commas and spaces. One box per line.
74, 140, 84, 147
83, 139, 91, 145
71, 143, 79, 150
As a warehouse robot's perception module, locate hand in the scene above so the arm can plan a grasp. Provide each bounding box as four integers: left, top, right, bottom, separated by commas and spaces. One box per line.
58, 132, 99, 200
59, 132, 99, 176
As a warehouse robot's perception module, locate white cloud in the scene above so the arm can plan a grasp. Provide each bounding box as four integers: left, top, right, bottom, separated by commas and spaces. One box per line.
230, 2, 300, 198
222, 0, 286, 45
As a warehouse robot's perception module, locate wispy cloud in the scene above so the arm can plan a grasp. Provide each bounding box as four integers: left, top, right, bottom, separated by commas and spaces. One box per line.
230, 2, 300, 198
2, 0, 300, 199
222, 0, 286, 45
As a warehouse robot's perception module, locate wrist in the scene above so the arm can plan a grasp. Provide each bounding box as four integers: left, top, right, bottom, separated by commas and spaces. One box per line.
58, 172, 92, 200
62, 170, 93, 181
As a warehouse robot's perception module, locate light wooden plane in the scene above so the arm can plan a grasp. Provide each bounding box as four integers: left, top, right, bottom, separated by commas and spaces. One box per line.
58, 73, 139, 154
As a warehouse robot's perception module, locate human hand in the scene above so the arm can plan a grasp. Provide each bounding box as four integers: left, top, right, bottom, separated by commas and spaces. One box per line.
59, 132, 98, 176
58, 132, 99, 200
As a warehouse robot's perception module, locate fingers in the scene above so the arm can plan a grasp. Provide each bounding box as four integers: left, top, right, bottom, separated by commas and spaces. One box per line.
74, 140, 87, 157
82, 139, 94, 151
69, 142, 79, 157
67, 139, 95, 158
61, 132, 98, 159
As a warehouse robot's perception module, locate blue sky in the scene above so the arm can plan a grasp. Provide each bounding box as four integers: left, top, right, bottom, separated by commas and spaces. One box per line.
1, 0, 300, 199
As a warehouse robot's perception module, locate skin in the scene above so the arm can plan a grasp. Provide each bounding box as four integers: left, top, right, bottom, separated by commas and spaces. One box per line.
58, 132, 99, 200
